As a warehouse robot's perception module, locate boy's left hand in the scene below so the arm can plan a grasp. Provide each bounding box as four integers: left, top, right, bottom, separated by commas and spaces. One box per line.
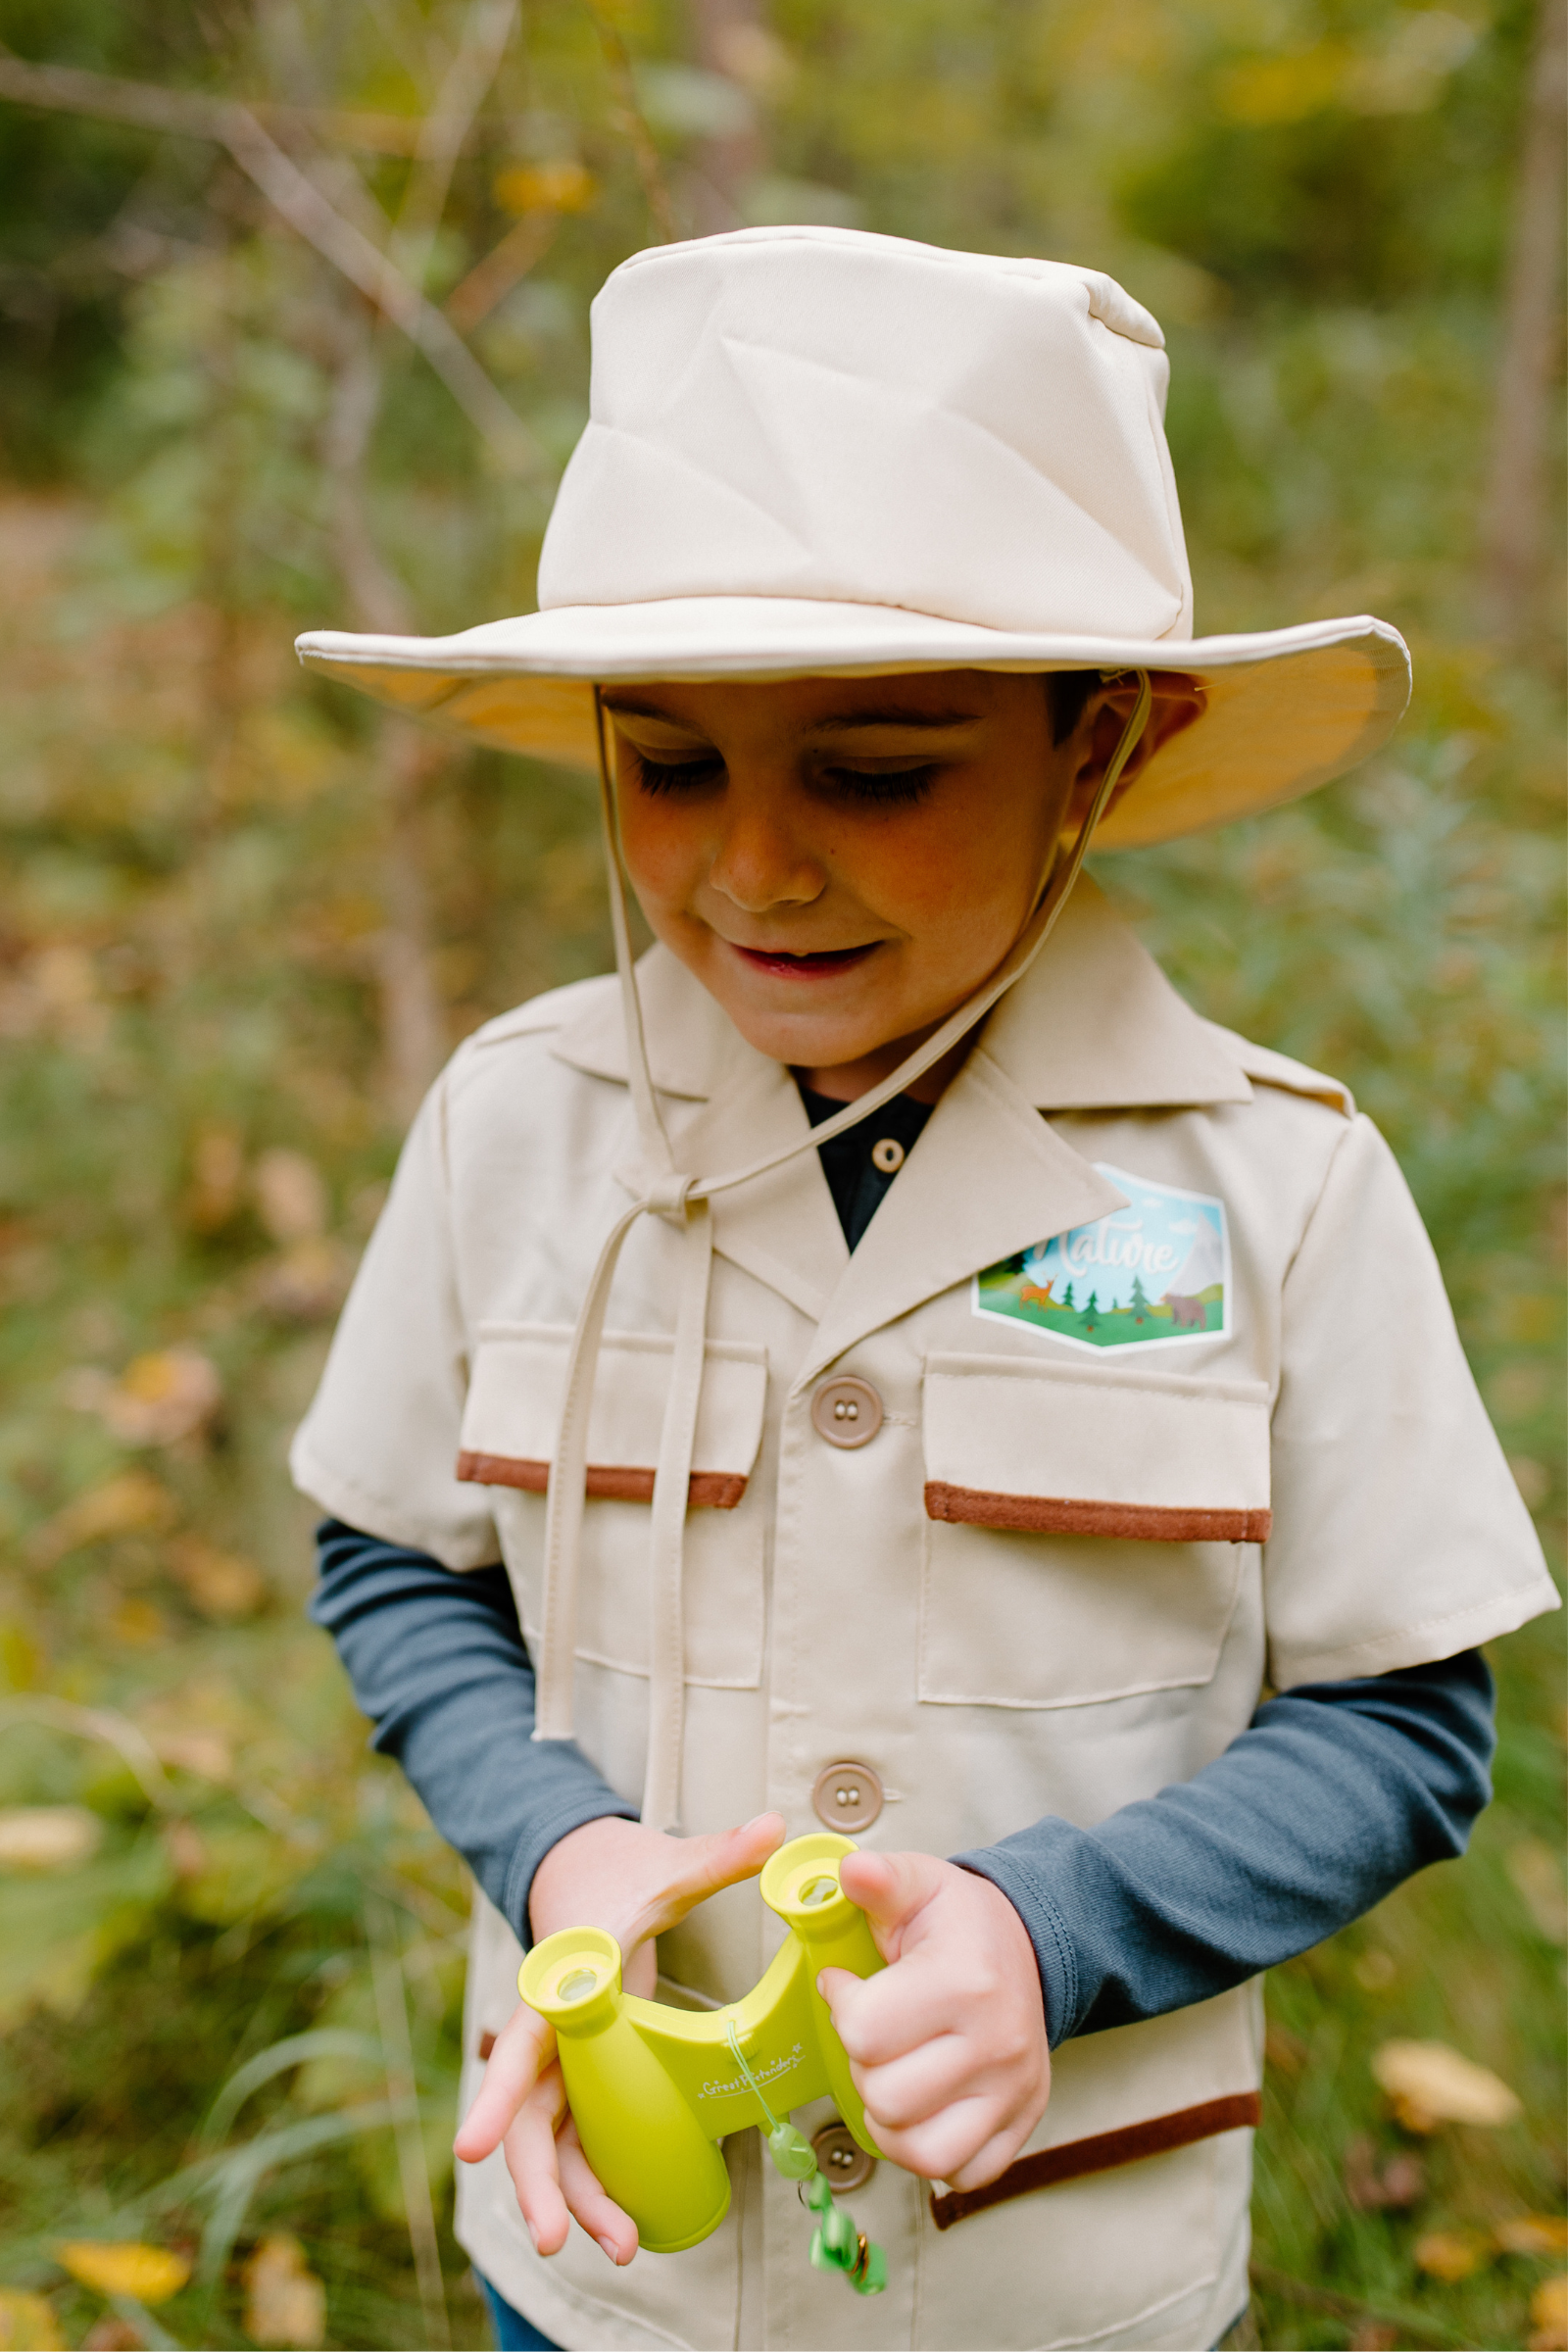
819, 1851, 1050, 2191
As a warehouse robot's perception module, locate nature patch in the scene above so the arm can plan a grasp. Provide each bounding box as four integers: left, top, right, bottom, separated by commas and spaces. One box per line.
973, 1164, 1230, 1351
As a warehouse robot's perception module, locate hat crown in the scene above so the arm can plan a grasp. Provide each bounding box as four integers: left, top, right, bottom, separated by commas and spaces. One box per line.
538, 226, 1194, 646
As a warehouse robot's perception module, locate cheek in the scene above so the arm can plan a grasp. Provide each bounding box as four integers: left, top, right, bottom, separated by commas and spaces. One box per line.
616, 790, 705, 913
870, 805, 1040, 941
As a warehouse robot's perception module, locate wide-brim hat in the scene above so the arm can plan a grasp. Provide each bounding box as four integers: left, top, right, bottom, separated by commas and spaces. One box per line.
297, 226, 1409, 849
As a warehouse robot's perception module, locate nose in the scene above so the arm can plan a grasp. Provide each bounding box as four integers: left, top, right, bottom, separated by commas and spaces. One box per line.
707, 802, 823, 914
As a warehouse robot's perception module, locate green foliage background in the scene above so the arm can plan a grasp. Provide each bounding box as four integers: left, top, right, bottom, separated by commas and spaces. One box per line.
0, 3, 1561, 2347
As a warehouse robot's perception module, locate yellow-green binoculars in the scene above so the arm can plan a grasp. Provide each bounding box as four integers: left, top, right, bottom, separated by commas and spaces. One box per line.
518, 1833, 885, 2252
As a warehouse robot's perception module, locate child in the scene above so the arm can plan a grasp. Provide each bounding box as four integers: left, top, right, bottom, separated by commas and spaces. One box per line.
293, 229, 1555, 2352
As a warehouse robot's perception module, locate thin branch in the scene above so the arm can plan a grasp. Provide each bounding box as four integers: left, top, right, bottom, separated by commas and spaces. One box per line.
581, 3, 680, 241
445, 207, 557, 331
1478, 0, 1567, 643
0, 44, 546, 477
396, 0, 517, 285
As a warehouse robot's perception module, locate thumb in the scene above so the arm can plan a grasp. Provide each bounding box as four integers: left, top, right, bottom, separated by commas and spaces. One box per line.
633, 1811, 787, 1943
837, 1848, 947, 1954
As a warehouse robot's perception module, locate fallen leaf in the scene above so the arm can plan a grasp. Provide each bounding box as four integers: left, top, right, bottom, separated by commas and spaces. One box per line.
1497, 2216, 1568, 2258
163, 1818, 209, 1879
28, 1469, 173, 1563
151, 1727, 233, 1781
243, 2234, 326, 2348
81, 2323, 142, 2351
1371, 2038, 1522, 2130
0, 1805, 103, 1870
1414, 2228, 1490, 2280
1348, 2328, 1398, 2352
1265, 2022, 1307, 2076
493, 158, 596, 215
251, 1237, 351, 1322
0, 2287, 67, 2348
100, 1348, 222, 1447
1508, 1839, 1568, 1945
166, 1536, 267, 1621
1344, 2133, 1425, 2211
1530, 2275, 1568, 2352
53, 2241, 190, 2303
254, 1149, 327, 1243
187, 1125, 245, 1231
106, 1596, 166, 1647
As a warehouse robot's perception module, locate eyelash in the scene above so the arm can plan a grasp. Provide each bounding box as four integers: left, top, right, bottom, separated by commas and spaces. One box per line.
631, 753, 938, 806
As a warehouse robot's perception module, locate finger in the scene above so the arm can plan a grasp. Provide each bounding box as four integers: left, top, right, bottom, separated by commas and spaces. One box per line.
817, 1949, 955, 2066
625, 1811, 787, 1946
557, 2115, 639, 2265
944, 2119, 1036, 2194
859, 2091, 1004, 2185
852, 2035, 977, 2132
500, 2064, 572, 2255
455, 2001, 556, 2163
836, 1848, 948, 1953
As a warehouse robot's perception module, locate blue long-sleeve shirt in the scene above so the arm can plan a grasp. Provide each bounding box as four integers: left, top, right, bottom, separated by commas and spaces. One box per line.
310, 1517, 1493, 2042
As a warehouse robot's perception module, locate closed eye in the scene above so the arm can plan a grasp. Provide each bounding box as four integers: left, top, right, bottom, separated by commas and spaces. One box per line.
818, 762, 939, 806
631, 749, 726, 796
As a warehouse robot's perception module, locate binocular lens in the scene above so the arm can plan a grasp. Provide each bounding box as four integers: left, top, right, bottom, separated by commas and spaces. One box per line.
557, 1967, 600, 2003
798, 1875, 839, 1908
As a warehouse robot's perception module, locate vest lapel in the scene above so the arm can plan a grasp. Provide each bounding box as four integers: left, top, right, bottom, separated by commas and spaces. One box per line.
799, 1049, 1125, 1389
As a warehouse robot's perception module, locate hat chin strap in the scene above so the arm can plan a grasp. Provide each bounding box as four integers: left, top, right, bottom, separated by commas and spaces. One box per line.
532, 672, 1152, 1830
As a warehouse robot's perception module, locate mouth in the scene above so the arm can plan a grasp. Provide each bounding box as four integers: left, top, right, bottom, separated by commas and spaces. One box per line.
727, 943, 881, 981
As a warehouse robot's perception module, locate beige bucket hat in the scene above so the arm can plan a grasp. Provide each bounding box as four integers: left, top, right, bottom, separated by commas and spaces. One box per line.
297, 223, 1410, 848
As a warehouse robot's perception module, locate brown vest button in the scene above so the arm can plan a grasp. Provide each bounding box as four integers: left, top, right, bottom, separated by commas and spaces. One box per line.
811, 2121, 876, 2192
810, 1375, 883, 1447
811, 1759, 884, 1831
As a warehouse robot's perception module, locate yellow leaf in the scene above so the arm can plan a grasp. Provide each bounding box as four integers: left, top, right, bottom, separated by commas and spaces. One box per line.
493, 159, 595, 216
243, 2235, 326, 2349
0, 1806, 102, 1870
1508, 1838, 1568, 1944
0, 2288, 66, 2349
1497, 2216, 1568, 2258
253, 1148, 327, 1243
29, 1469, 173, 1563
102, 1348, 222, 1446
1414, 2229, 1489, 2281
54, 2241, 190, 2303
1530, 2274, 1568, 2352
1371, 2038, 1522, 2129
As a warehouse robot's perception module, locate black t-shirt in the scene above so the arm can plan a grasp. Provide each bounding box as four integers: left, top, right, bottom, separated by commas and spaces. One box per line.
795, 1080, 934, 1251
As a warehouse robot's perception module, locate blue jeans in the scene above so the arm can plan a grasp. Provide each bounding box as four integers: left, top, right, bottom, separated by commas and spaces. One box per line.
479, 2274, 562, 2351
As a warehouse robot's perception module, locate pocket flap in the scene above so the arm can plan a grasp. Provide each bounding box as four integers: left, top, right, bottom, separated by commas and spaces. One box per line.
922, 1351, 1271, 1541
459, 1323, 767, 1508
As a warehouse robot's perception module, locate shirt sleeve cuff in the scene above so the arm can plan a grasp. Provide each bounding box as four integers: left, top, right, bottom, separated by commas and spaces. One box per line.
953, 1838, 1080, 2046
501, 1785, 641, 1950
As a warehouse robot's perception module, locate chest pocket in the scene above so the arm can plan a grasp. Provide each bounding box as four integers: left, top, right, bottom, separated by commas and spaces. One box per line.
919, 1351, 1270, 1708
458, 1322, 768, 1689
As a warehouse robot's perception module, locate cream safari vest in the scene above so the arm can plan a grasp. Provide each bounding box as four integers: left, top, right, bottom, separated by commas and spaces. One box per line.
292, 880, 1554, 2352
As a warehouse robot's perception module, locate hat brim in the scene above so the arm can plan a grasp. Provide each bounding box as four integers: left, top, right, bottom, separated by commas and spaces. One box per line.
295, 597, 1410, 848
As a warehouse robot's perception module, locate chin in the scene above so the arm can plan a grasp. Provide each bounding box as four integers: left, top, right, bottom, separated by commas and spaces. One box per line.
710, 992, 882, 1071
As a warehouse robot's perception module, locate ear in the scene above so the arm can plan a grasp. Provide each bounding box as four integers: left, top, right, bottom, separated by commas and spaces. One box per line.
1062, 672, 1205, 833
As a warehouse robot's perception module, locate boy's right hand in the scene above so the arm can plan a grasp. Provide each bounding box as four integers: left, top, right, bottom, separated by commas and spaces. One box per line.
453, 1811, 786, 2265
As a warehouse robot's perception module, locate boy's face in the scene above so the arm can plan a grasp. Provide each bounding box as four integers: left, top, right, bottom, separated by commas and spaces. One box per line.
605, 669, 1181, 1098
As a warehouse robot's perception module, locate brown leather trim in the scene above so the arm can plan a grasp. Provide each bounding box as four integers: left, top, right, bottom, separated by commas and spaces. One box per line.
923, 1484, 1272, 1544
456, 1453, 747, 1509
927, 2091, 1262, 2230
478, 2030, 497, 2061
